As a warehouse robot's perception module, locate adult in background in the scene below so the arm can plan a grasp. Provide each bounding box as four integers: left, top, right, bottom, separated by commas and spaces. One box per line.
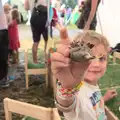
76, 0, 101, 30
0, 0, 9, 88
24, 0, 48, 63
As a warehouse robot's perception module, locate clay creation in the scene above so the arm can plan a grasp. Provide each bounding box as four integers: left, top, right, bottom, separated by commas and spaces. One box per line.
70, 41, 95, 62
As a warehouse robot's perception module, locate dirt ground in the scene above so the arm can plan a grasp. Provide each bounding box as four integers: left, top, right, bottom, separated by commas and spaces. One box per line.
0, 24, 56, 120
0, 65, 55, 120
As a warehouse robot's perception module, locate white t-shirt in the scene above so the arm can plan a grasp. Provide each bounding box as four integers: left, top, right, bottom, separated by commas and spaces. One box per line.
63, 82, 107, 120
0, 0, 7, 30
28, 0, 47, 13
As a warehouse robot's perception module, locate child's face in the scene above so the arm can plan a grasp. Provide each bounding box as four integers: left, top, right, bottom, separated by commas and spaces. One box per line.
4, 8, 11, 14
84, 44, 108, 83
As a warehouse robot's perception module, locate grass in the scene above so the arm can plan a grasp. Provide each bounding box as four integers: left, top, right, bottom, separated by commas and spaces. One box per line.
99, 57, 120, 89
99, 64, 120, 89
102, 88, 120, 119
98, 56, 120, 118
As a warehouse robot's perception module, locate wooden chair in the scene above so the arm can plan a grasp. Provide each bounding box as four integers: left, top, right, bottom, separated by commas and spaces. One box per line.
113, 52, 120, 63
47, 48, 57, 96
24, 49, 48, 89
4, 98, 61, 120
105, 106, 118, 120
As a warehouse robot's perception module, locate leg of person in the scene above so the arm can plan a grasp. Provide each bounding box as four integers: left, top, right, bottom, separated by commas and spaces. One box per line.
50, 21, 53, 38
16, 49, 19, 64
12, 50, 20, 64
0, 60, 9, 88
89, 17, 97, 30
42, 28, 48, 54
8, 53, 11, 67
31, 26, 41, 63
42, 28, 48, 63
76, 15, 85, 29
0, 29, 9, 88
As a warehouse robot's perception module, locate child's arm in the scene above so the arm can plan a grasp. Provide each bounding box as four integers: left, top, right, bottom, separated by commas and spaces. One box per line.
24, 0, 29, 11
103, 89, 117, 102
55, 89, 76, 112
51, 27, 90, 112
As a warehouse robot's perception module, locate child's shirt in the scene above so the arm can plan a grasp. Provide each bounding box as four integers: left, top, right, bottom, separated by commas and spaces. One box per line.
63, 82, 107, 120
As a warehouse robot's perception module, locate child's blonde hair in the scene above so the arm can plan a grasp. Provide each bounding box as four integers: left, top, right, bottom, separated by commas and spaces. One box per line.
73, 30, 110, 51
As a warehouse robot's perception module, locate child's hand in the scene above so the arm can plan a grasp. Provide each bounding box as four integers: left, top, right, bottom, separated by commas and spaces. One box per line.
103, 89, 118, 102
51, 27, 91, 89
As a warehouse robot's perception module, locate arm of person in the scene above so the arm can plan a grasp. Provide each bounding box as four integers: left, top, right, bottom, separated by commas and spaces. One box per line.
84, 0, 99, 30
24, 0, 29, 11
103, 89, 117, 103
55, 88, 76, 113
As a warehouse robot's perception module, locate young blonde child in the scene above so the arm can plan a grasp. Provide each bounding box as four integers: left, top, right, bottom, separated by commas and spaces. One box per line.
51, 28, 117, 120
8, 8, 20, 64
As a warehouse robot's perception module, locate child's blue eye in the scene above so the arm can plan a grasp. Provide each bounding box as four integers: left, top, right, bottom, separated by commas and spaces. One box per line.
99, 57, 107, 62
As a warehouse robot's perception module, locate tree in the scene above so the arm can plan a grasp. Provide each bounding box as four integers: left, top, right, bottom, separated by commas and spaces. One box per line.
61, 0, 77, 9
67, 0, 76, 9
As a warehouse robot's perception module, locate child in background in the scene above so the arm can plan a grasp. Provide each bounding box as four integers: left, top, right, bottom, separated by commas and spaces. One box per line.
51, 28, 117, 120
8, 8, 20, 64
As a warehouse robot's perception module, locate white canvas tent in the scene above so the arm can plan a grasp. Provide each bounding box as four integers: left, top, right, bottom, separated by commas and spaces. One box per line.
2, 0, 28, 21
96, 0, 120, 47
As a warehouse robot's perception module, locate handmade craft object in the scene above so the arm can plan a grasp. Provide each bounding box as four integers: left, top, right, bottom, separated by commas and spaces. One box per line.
70, 41, 95, 62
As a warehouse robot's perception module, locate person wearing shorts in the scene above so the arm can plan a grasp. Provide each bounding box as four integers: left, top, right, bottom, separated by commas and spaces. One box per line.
76, 0, 101, 30
24, 0, 48, 63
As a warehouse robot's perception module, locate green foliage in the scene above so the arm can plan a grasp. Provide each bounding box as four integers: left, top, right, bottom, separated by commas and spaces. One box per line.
61, 0, 77, 9
99, 64, 120, 89
99, 56, 120, 118
101, 88, 120, 118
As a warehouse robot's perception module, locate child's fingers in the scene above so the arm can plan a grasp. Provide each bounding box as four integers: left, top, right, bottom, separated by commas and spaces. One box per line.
64, 48, 70, 57
56, 23, 69, 41
59, 27, 70, 45
111, 92, 118, 98
111, 89, 117, 94
51, 61, 69, 71
57, 45, 70, 57
60, 27, 68, 40
51, 52, 70, 64
110, 89, 118, 97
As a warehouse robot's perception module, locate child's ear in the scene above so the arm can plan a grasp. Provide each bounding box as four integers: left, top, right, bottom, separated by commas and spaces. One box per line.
108, 47, 112, 53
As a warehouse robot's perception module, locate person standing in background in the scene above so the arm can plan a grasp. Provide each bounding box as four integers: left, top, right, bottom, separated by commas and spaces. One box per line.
24, 0, 48, 64
76, 0, 101, 30
8, 9, 20, 64
0, 0, 9, 88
